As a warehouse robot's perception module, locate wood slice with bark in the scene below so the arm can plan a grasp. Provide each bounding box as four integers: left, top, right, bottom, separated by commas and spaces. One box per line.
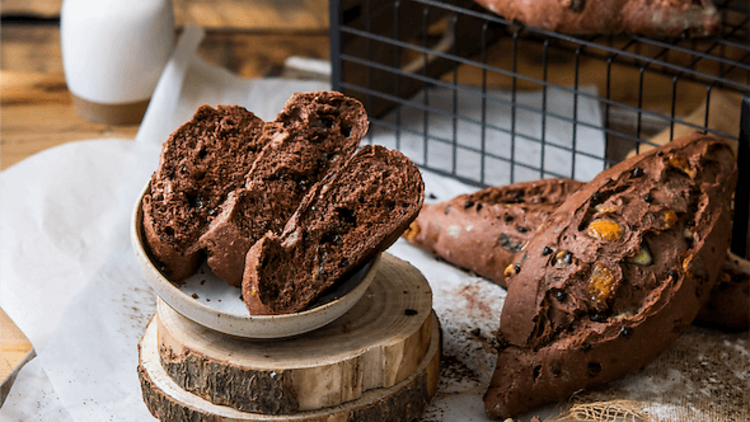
154, 252, 436, 414
138, 312, 441, 422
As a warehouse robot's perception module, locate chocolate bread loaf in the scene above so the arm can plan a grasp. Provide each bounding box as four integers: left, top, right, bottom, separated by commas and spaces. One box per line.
404, 178, 583, 288
141, 105, 266, 281
406, 179, 748, 330
472, 0, 720, 36
484, 133, 737, 419
199, 92, 368, 286
242, 145, 425, 315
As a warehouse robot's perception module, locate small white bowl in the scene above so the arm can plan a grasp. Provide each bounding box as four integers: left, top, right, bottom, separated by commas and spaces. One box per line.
131, 184, 380, 339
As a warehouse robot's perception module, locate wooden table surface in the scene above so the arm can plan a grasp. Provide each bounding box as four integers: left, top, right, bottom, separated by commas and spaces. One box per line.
1, 0, 745, 397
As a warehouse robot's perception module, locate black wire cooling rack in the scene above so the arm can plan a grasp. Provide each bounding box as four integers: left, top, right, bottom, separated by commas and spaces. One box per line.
329, 0, 750, 257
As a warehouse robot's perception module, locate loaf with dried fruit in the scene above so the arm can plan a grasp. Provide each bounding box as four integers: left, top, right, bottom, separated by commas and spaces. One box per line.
472, 0, 720, 36
484, 133, 737, 419
243, 145, 424, 315
142, 105, 266, 281
405, 179, 748, 331
199, 92, 368, 286
403, 178, 583, 288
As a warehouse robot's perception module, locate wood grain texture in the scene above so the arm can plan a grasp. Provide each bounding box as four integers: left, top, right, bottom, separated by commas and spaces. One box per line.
0, 25, 62, 74
1, 0, 329, 31
1, 0, 60, 17
197, 32, 330, 78
155, 253, 434, 413
0, 309, 31, 383
139, 312, 441, 422
173, 0, 328, 30
0, 25, 330, 78
0, 71, 140, 171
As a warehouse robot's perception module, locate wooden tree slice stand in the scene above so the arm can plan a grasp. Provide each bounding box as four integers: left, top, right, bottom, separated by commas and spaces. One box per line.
138, 253, 442, 421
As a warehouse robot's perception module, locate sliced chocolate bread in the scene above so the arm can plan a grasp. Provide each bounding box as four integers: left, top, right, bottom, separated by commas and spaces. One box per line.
199, 91, 368, 286
141, 105, 266, 281
242, 145, 425, 315
404, 178, 583, 288
484, 133, 737, 419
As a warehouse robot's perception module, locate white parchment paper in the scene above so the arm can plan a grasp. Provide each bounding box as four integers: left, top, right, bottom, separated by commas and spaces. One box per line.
7, 23, 739, 422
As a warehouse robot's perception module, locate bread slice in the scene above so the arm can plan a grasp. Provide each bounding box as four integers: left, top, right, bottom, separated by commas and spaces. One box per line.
404, 178, 583, 288
141, 105, 266, 281
199, 91, 368, 286
242, 145, 425, 315
484, 133, 737, 419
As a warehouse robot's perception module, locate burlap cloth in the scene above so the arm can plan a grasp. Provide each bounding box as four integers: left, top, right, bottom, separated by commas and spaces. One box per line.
552, 326, 749, 422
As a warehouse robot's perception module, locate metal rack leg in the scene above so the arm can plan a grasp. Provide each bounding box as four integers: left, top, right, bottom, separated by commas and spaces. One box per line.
330, 0, 342, 92
731, 92, 750, 259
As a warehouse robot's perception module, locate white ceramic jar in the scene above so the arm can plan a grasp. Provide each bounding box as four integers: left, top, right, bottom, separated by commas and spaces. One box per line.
61, 0, 175, 125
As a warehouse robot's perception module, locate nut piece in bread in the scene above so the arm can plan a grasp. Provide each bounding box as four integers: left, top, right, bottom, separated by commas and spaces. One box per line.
199, 92, 368, 286
141, 105, 266, 281
484, 133, 737, 419
242, 145, 425, 315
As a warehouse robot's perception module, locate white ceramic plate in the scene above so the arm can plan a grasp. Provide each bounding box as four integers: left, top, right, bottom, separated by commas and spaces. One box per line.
131, 184, 380, 339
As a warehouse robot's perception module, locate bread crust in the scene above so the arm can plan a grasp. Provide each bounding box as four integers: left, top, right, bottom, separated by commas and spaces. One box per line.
484, 133, 737, 419
473, 0, 720, 36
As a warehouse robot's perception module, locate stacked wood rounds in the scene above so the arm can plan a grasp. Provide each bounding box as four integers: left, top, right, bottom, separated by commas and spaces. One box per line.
137, 253, 441, 421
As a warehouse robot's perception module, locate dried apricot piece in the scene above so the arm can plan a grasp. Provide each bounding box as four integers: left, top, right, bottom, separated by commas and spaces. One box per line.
588, 262, 616, 304
665, 153, 696, 178
662, 209, 678, 228
586, 220, 623, 241
504, 263, 518, 279
403, 221, 420, 241
682, 254, 693, 271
